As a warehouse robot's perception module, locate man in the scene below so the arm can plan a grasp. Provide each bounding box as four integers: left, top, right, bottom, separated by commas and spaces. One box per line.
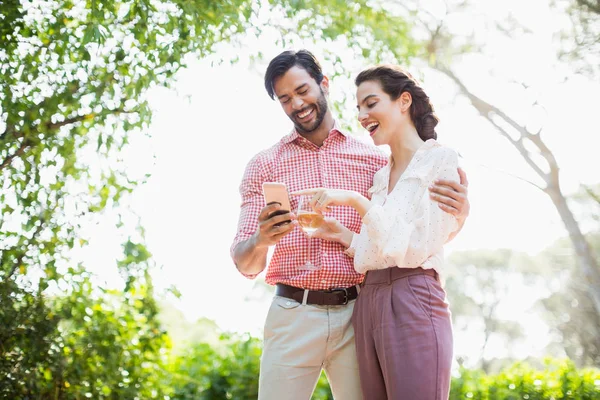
231, 49, 469, 400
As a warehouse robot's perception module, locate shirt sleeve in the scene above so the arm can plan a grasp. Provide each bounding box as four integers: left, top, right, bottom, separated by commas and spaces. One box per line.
230, 155, 268, 279
353, 147, 460, 273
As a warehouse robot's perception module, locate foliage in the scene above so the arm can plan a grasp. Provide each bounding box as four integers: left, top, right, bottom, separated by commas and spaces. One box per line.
450, 358, 600, 400
2, 0, 598, 397
0, 0, 420, 397
0, 0, 252, 395
555, 0, 600, 78
535, 233, 600, 367
1, 241, 171, 399
446, 235, 600, 370
165, 334, 262, 400
163, 332, 333, 400
445, 249, 530, 372
161, 331, 599, 400
392, 0, 600, 340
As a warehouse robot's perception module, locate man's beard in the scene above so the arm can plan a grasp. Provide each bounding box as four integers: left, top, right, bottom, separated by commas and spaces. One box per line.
292, 90, 328, 134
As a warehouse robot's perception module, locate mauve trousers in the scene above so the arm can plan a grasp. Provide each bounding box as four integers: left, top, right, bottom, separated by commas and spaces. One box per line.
352, 267, 453, 400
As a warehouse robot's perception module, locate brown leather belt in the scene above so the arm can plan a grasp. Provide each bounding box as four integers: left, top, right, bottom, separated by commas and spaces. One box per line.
275, 283, 359, 306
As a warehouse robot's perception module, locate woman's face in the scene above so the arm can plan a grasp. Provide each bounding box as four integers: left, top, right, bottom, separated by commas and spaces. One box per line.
356, 80, 410, 146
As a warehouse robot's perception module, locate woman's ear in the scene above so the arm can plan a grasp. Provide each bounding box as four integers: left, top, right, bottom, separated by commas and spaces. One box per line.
399, 92, 412, 112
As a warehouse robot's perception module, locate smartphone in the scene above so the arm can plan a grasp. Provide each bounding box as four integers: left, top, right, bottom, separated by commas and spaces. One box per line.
262, 182, 292, 226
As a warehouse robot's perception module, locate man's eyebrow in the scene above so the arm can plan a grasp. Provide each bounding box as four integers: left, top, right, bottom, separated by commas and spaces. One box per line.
356, 94, 378, 109
295, 83, 308, 92
277, 83, 308, 100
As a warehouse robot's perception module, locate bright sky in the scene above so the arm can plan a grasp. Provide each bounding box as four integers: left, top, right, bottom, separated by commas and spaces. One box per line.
76, 0, 600, 368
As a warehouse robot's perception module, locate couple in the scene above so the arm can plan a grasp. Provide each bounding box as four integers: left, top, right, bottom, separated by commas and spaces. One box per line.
231, 49, 470, 400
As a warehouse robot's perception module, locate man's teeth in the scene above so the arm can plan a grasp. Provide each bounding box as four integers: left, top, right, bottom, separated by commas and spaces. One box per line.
298, 108, 313, 118
366, 122, 379, 132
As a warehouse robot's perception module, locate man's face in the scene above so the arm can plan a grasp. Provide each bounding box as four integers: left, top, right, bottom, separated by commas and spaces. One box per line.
273, 66, 329, 134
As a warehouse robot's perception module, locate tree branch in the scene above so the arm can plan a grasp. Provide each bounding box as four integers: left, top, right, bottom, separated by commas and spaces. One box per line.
47, 113, 100, 130
462, 153, 545, 191
0, 139, 29, 171
435, 64, 565, 189
8, 253, 26, 281
0, 107, 127, 171
583, 184, 600, 205
7, 218, 47, 279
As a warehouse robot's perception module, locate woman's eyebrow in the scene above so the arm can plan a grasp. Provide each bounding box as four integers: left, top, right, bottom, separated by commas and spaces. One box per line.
357, 94, 378, 109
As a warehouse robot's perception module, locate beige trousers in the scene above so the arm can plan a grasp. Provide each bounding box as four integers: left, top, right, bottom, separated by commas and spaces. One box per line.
258, 295, 362, 400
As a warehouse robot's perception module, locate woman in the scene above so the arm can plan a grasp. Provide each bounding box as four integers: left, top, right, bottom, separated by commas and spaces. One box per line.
293, 65, 459, 399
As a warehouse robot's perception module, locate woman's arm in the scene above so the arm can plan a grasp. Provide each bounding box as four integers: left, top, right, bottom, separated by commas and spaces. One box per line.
291, 188, 374, 218
353, 147, 460, 270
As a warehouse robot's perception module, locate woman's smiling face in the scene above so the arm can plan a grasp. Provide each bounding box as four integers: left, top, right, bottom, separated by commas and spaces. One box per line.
356, 80, 411, 146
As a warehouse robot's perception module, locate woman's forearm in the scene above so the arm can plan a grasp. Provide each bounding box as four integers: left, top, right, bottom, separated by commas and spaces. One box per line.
349, 191, 373, 219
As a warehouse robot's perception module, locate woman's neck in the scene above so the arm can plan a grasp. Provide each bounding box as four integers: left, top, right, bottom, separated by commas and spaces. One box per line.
389, 127, 425, 173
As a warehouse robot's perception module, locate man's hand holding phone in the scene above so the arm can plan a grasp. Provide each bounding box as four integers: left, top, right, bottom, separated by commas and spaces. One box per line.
256, 182, 295, 247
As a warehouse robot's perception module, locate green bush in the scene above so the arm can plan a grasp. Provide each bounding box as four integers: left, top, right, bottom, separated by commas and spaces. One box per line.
164, 333, 599, 400
165, 333, 333, 400
0, 271, 171, 400
450, 358, 600, 400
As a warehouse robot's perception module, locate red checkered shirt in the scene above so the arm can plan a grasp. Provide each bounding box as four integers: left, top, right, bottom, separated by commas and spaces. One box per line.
231, 123, 388, 290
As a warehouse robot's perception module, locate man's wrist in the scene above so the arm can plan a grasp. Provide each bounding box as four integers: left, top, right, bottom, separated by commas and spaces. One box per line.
251, 230, 269, 250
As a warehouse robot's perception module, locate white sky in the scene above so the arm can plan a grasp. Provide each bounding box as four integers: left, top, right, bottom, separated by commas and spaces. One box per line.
75, 0, 600, 367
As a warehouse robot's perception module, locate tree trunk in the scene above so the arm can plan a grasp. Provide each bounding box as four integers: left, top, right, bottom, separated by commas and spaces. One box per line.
546, 184, 600, 313
437, 65, 600, 317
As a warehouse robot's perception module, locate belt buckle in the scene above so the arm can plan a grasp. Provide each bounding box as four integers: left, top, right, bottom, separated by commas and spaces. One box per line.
328, 287, 349, 305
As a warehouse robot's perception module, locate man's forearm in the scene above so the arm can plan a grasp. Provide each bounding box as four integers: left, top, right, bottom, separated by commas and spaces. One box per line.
232, 233, 269, 276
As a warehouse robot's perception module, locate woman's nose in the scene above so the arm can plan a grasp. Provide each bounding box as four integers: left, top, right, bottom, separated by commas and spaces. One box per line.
358, 109, 368, 122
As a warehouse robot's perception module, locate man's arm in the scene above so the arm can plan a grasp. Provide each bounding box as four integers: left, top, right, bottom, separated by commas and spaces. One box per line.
428, 167, 470, 241
232, 203, 295, 276
232, 233, 269, 277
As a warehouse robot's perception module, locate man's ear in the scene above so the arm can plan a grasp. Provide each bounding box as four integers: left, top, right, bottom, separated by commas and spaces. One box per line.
320, 75, 330, 95
399, 91, 412, 112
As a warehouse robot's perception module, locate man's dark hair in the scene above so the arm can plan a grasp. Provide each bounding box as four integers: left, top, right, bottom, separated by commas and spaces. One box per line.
264, 50, 324, 100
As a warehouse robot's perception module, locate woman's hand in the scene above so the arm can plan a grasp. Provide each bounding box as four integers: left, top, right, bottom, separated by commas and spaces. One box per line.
291, 188, 371, 216
310, 216, 354, 248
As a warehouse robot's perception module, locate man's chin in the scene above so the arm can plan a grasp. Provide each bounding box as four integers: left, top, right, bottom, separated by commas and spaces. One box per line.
295, 121, 319, 134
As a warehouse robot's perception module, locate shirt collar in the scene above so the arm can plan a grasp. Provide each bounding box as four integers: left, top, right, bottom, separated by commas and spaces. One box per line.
281, 120, 348, 145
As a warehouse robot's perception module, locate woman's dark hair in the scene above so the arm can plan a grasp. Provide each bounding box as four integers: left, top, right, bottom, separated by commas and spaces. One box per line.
355, 65, 438, 141
264, 50, 324, 100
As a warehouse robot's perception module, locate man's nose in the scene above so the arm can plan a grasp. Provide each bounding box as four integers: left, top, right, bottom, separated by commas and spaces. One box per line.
292, 96, 304, 110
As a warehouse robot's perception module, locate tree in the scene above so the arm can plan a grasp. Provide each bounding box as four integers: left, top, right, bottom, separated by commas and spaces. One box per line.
362, 0, 600, 325
445, 249, 528, 373
555, 0, 600, 78
0, 0, 253, 395
0, 0, 422, 396
532, 186, 600, 365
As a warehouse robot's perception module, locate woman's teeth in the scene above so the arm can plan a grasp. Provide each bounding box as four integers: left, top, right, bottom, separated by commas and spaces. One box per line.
366, 122, 379, 132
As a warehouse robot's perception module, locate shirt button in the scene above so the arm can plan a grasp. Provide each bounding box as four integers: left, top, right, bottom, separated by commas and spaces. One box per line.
321, 280, 327, 284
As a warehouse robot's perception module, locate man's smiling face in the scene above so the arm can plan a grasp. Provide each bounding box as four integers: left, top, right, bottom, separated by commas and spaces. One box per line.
273, 66, 329, 134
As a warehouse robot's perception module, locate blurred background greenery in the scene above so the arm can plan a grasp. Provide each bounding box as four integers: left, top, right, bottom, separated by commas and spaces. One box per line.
1, 0, 599, 398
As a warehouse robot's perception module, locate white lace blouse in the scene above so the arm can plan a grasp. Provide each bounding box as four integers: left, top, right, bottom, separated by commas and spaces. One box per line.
347, 139, 459, 275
